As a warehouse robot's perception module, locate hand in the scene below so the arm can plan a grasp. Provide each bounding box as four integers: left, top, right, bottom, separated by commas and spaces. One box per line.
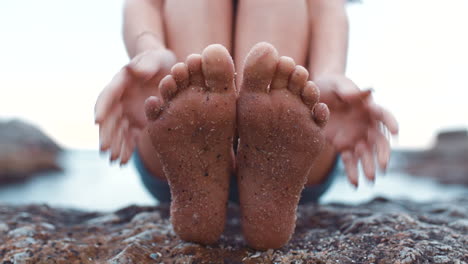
315, 74, 399, 186
94, 49, 176, 164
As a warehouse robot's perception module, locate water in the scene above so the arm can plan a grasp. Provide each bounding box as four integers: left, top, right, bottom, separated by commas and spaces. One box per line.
0, 150, 154, 212
0, 150, 466, 212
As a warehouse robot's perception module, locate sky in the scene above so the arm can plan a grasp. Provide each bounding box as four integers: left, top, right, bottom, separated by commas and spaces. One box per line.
0, 0, 467, 150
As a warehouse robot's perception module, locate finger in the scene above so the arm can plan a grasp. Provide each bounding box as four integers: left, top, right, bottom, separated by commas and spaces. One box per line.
342, 150, 359, 187
99, 105, 123, 151
120, 122, 136, 165
110, 119, 129, 162
121, 128, 139, 164
119, 139, 127, 166
355, 141, 376, 182
119, 119, 131, 165
384, 125, 391, 141
369, 127, 391, 171
95, 67, 132, 124
367, 103, 399, 135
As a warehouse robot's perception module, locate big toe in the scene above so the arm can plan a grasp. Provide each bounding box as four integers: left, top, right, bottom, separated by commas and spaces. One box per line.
241, 42, 279, 93
201, 44, 235, 92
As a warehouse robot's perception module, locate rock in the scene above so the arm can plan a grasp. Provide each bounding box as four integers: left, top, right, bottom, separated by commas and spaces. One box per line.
86, 214, 120, 225
12, 251, 32, 264
0, 198, 467, 263
448, 219, 468, 232
391, 129, 468, 185
435, 130, 468, 151
0, 119, 62, 183
7, 226, 36, 238
0, 223, 9, 232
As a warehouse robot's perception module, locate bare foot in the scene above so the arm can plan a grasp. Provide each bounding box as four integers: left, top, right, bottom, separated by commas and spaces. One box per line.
237, 43, 329, 250
144, 45, 236, 244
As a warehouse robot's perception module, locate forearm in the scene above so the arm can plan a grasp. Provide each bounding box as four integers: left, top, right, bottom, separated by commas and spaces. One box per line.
123, 0, 166, 58
307, 0, 348, 80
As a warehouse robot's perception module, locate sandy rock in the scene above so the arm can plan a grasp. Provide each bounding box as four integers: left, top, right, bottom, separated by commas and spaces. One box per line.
0, 119, 62, 183
0, 198, 466, 263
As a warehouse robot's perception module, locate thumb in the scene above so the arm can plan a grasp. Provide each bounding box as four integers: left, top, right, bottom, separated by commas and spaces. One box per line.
338, 89, 372, 104
332, 77, 372, 104
127, 51, 162, 81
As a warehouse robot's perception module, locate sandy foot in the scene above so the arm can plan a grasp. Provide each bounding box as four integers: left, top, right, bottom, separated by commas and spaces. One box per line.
145, 44, 237, 244
237, 42, 329, 250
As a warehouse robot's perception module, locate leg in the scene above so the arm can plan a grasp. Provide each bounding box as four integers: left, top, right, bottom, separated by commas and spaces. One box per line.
145, 45, 236, 244
234, 0, 309, 87
237, 43, 329, 249
165, 0, 233, 59
137, 0, 233, 182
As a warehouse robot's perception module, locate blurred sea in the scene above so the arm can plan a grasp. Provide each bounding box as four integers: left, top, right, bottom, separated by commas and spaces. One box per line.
0, 150, 466, 212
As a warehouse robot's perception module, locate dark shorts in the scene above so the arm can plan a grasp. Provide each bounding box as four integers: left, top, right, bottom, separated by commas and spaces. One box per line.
134, 152, 339, 204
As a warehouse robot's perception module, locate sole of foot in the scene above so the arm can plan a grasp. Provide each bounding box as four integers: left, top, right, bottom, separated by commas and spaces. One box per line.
144, 44, 237, 244
237, 42, 329, 250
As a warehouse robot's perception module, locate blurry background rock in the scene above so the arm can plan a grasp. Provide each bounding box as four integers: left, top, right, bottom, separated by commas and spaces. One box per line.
0, 119, 62, 184
391, 129, 468, 185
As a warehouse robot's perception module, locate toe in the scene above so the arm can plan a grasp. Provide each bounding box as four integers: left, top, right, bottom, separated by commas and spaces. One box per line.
201, 44, 235, 92
301, 81, 320, 110
312, 103, 329, 128
186, 54, 205, 88
288, 66, 309, 95
145, 96, 164, 121
270, 56, 296, 91
159, 75, 178, 102
241, 42, 279, 93
171, 62, 190, 90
